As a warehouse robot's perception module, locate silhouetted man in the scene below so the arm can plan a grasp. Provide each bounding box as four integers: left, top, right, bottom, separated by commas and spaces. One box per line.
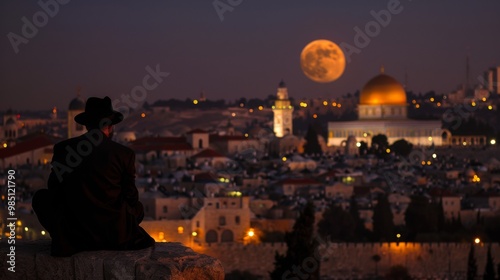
32, 96, 154, 257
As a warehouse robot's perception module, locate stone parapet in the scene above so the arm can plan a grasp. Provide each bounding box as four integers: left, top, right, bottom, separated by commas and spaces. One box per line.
1, 240, 224, 280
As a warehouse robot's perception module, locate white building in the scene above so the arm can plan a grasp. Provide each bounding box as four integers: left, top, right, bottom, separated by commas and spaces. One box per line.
328, 70, 449, 147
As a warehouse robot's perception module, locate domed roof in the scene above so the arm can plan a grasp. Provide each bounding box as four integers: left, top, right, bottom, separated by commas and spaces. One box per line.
360, 74, 407, 105
5, 117, 15, 125
69, 96, 85, 110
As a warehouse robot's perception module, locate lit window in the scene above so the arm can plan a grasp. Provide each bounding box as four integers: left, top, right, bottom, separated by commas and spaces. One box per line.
177, 226, 184, 234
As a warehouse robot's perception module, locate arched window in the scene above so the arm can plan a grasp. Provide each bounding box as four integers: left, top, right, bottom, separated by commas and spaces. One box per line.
163, 206, 168, 213
235, 216, 240, 225
221, 230, 234, 242
219, 216, 226, 226
205, 230, 218, 243
198, 139, 203, 148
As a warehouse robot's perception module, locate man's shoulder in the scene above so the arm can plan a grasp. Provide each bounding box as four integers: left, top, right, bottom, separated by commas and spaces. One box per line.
53, 136, 83, 150
107, 140, 134, 155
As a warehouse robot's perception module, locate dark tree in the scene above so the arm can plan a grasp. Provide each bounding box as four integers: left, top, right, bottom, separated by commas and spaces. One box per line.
318, 203, 355, 241
390, 139, 413, 157
358, 141, 369, 155
349, 196, 368, 241
483, 245, 495, 280
404, 195, 439, 240
372, 254, 381, 276
372, 195, 395, 241
303, 124, 322, 155
371, 134, 389, 153
436, 198, 446, 232
467, 244, 478, 280
270, 202, 320, 280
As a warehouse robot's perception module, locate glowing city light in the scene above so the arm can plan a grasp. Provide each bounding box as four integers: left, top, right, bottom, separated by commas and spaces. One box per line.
258, 106, 264, 111
141, 113, 146, 118
430, 97, 435, 102
332, 102, 337, 107
386, 148, 391, 153
415, 104, 420, 108
177, 226, 184, 234
427, 161, 432, 165
249, 109, 254, 113
193, 99, 199, 105
432, 153, 437, 159
482, 97, 487, 102
472, 175, 481, 183
247, 228, 255, 237
488, 105, 493, 110
313, 114, 318, 119
231, 113, 236, 117
323, 101, 328, 106
428, 137, 433, 142
299, 102, 308, 108
491, 139, 496, 145
24, 227, 28, 232
2, 143, 6, 148
421, 161, 426, 165
471, 101, 476, 107
239, 103, 244, 107
396, 233, 401, 239
356, 142, 361, 148
17, 221, 22, 226
41, 231, 46, 235
474, 238, 480, 244
282, 157, 287, 162
192, 231, 198, 237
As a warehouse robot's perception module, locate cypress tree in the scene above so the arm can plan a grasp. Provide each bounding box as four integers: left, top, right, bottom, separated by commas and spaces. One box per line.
373, 195, 395, 242
467, 244, 477, 280
270, 202, 320, 280
483, 245, 495, 280
303, 125, 322, 155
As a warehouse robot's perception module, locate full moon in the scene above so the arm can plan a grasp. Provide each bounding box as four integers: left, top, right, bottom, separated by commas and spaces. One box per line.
300, 39, 346, 83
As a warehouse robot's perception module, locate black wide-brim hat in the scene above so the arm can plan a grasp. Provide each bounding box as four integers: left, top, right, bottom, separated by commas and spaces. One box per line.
74, 96, 124, 126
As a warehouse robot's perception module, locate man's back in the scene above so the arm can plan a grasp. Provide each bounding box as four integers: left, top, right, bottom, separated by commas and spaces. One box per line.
36, 132, 154, 256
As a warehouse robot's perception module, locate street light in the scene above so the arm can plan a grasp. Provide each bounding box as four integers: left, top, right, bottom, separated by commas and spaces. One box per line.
474, 237, 480, 244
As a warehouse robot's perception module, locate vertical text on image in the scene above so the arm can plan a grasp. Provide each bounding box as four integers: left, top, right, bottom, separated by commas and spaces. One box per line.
6, 169, 17, 273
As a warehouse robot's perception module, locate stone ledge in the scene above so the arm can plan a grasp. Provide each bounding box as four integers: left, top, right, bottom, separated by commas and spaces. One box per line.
1, 240, 224, 280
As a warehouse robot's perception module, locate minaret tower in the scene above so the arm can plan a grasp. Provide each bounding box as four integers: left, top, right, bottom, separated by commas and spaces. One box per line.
67, 86, 86, 138
272, 80, 294, 137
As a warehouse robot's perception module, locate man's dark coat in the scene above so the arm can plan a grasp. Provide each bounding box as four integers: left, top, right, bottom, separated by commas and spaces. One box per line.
34, 130, 154, 256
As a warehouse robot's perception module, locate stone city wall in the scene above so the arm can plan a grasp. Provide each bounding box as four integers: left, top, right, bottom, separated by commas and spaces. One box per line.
194, 242, 500, 279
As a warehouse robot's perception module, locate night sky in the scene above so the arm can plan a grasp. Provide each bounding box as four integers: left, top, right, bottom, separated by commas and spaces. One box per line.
1, 0, 499, 111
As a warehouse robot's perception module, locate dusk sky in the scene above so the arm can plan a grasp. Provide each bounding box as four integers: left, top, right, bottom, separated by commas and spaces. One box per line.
1, 0, 499, 111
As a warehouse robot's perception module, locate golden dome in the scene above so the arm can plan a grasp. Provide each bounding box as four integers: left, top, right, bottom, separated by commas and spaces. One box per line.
359, 74, 407, 105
